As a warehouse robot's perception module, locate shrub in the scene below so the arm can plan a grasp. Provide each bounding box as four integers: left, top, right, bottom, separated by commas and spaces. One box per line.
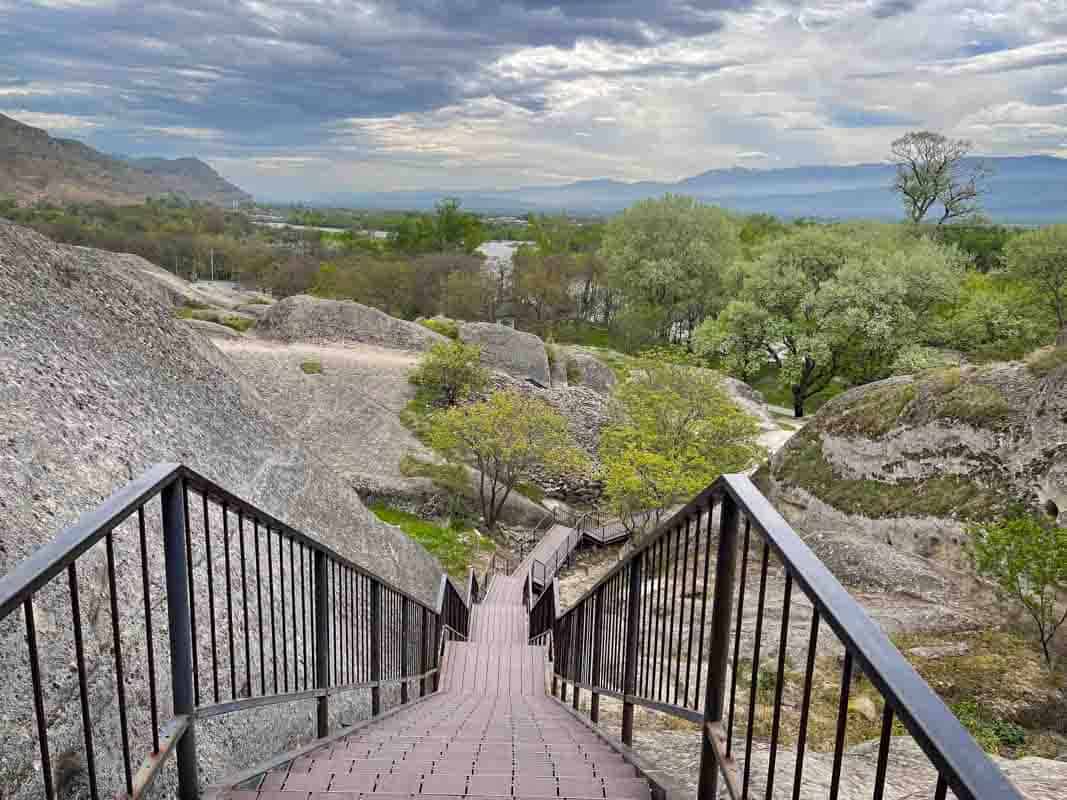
969, 515, 1067, 669
891, 345, 959, 376
300, 360, 323, 375
418, 316, 460, 340
369, 503, 491, 577
565, 356, 582, 385
409, 341, 488, 406
1026, 346, 1067, 377
219, 315, 255, 333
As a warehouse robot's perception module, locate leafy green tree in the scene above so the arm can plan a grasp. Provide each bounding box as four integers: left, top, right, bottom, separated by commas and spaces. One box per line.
601, 195, 740, 345
409, 341, 489, 406
599, 364, 762, 536
427, 391, 588, 529
969, 515, 1067, 669
697, 227, 964, 416
890, 131, 989, 224
1006, 225, 1067, 333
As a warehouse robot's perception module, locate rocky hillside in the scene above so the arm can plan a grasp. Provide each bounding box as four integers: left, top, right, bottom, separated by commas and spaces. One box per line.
0, 222, 444, 796
761, 358, 1067, 569
0, 112, 250, 205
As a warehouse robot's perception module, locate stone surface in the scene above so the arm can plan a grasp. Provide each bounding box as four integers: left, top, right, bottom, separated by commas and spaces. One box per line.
906, 642, 971, 659
259, 294, 446, 351
182, 317, 243, 338
0, 222, 446, 799
459, 321, 551, 386
566, 350, 616, 394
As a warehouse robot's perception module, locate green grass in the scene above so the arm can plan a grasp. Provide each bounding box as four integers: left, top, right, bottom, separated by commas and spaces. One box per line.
219, 315, 255, 333
369, 503, 493, 577
1026, 345, 1067, 377
936, 382, 1012, 426
514, 481, 545, 504
417, 317, 460, 340
174, 306, 255, 333
552, 321, 618, 349
822, 383, 916, 438
776, 428, 1019, 520
300, 360, 323, 375
246, 297, 273, 305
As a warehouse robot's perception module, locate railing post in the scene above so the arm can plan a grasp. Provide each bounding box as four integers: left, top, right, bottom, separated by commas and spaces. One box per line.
400, 599, 410, 705
590, 584, 605, 723
161, 477, 199, 800
313, 550, 329, 738
698, 497, 741, 800
432, 613, 441, 692
621, 556, 643, 746
571, 605, 583, 711
370, 580, 382, 715
420, 606, 429, 697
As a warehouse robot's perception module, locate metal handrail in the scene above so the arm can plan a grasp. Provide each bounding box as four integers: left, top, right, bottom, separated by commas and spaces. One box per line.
0, 464, 470, 800
539, 473, 1022, 800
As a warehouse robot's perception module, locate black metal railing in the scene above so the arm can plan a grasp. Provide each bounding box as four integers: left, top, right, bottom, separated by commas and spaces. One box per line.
0, 463, 471, 800
536, 474, 1022, 800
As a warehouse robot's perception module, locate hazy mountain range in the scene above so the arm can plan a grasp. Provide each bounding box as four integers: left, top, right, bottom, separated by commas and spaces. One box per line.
318, 156, 1067, 223
0, 113, 250, 206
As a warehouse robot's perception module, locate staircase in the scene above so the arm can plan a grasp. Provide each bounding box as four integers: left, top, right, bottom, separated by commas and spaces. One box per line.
0, 465, 1025, 800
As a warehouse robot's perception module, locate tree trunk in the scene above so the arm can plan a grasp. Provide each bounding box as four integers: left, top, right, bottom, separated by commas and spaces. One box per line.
793, 386, 805, 419
1057, 325, 1067, 347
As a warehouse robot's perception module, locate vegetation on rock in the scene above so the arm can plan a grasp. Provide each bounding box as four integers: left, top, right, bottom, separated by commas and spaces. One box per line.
369, 503, 492, 578
426, 390, 588, 530
599, 363, 762, 536
409, 341, 489, 406
969, 515, 1067, 669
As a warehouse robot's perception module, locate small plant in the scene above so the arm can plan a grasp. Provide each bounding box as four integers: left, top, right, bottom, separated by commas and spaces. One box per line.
247, 296, 272, 305
514, 481, 546, 505
969, 515, 1067, 670
300, 360, 323, 375
545, 344, 558, 369
175, 307, 194, 319
951, 700, 1027, 752
417, 317, 460, 340
409, 341, 488, 406
1026, 345, 1067, 377
219, 315, 255, 333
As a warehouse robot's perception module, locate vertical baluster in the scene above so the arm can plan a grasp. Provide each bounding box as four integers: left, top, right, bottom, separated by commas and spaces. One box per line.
872, 704, 895, 800
370, 579, 382, 715
314, 550, 329, 738
254, 520, 265, 695
742, 542, 771, 800
223, 505, 236, 699
279, 533, 288, 694
668, 524, 682, 706
68, 563, 99, 800
697, 493, 740, 800
684, 512, 699, 708
765, 572, 793, 800
24, 598, 55, 800
202, 493, 219, 704
182, 484, 201, 707
138, 506, 161, 752
792, 611, 820, 800
300, 544, 308, 691
621, 558, 643, 745
692, 501, 715, 708
238, 512, 251, 699
267, 527, 278, 694
290, 538, 298, 693
828, 652, 854, 800
105, 532, 133, 796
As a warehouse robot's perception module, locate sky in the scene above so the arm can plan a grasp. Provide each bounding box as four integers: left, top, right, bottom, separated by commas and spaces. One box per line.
4, 0, 1067, 198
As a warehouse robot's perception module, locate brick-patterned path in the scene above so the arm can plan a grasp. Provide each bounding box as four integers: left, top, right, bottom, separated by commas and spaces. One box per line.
212, 546, 652, 799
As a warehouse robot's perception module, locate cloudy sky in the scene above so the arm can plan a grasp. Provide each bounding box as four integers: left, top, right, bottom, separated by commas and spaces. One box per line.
3, 0, 1067, 197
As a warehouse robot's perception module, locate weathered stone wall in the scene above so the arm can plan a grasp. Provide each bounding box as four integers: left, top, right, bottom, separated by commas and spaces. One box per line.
0, 223, 447, 798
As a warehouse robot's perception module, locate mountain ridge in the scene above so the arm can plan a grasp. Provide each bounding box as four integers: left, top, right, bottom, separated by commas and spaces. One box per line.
0, 113, 250, 206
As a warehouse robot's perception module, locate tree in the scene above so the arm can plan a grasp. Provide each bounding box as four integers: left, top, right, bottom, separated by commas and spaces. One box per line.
693, 300, 776, 382
599, 364, 762, 536
890, 132, 990, 224
427, 391, 588, 530
1006, 225, 1067, 331
409, 341, 489, 406
969, 515, 1067, 669
601, 195, 740, 345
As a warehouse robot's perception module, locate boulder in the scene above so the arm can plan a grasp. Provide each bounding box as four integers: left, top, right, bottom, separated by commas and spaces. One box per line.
259, 294, 447, 351
567, 350, 616, 394
459, 322, 551, 385
0, 222, 446, 799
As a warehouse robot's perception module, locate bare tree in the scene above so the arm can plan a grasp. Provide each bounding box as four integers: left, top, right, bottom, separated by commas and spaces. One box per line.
890, 131, 990, 224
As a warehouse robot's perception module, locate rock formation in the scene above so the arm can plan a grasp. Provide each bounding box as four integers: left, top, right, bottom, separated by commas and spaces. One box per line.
458, 322, 551, 386
259, 295, 446, 351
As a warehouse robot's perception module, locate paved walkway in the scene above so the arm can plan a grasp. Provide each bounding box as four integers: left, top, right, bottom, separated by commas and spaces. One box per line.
215, 560, 652, 799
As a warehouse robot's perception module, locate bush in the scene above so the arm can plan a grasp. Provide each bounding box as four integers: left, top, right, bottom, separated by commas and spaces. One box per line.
369, 503, 491, 577
1026, 346, 1067, 377
409, 341, 489, 406
417, 316, 460, 340
565, 356, 582, 385
300, 360, 323, 375
891, 345, 959, 376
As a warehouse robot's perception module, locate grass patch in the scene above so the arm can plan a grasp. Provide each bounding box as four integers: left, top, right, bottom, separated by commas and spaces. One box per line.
175, 306, 255, 333
1026, 345, 1067, 377
822, 382, 916, 438
182, 299, 213, 310
218, 315, 255, 333
553, 321, 618, 349
417, 317, 460, 340
399, 389, 437, 447
369, 503, 492, 578
776, 428, 1019, 520
300, 360, 323, 375
936, 382, 1012, 426
246, 296, 273, 305
398, 454, 470, 495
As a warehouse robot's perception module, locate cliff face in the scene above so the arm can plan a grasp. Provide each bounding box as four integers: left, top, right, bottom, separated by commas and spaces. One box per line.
0, 112, 250, 205
762, 358, 1067, 568
0, 222, 443, 796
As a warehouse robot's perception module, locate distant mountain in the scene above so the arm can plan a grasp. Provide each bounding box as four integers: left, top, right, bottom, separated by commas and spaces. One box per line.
317, 156, 1067, 223
0, 113, 250, 206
